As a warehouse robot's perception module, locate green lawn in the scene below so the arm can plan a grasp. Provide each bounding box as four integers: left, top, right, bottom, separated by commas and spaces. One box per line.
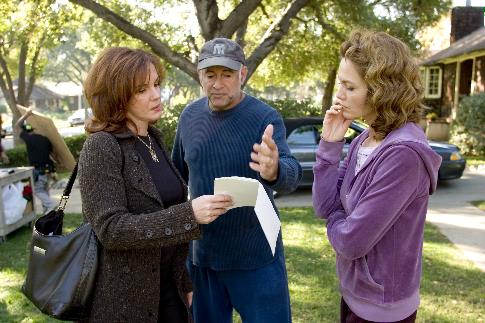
471, 200, 485, 212
1, 208, 484, 322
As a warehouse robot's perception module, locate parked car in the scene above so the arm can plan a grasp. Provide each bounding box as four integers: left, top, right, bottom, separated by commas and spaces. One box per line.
284, 117, 466, 188
67, 108, 92, 127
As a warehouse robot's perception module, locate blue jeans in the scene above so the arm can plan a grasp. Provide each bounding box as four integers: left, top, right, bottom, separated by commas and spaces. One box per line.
188, 256, 292, 323
34, 172, 56, 214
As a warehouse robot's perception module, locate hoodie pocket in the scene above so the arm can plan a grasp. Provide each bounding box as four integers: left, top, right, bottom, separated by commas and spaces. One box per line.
337, 255, 385, 304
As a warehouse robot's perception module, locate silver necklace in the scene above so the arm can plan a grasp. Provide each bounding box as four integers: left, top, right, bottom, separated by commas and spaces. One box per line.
136, 134, 159, 162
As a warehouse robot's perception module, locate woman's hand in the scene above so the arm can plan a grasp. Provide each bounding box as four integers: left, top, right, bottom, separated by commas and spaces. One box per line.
320, 103, 353, 142
191, 194, 233, 224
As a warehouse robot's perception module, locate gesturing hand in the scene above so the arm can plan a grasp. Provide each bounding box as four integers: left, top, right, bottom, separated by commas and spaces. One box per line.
191, 194, 233, 224
24, 108, 34, 117
320, 103, 353, 142
249, 124, 279, 182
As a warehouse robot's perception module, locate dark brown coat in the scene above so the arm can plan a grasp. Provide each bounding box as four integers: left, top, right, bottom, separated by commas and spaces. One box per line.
78, 126, 200, 322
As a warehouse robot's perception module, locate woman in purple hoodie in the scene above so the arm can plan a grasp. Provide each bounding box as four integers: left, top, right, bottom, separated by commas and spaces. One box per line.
312, 30, 442, 323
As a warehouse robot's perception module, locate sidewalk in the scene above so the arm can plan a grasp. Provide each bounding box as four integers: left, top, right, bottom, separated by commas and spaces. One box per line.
39, 169, 485, 271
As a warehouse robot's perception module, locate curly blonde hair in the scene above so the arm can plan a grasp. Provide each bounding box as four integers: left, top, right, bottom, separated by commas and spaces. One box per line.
83, 47, 164, 134
340, 30, 424, 140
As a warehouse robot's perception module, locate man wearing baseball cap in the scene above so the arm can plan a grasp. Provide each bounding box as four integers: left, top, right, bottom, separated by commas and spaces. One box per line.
14, 108, 57, 214
172, 38, 302, 322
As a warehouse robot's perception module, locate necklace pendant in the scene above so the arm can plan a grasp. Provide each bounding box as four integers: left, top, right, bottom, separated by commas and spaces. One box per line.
149, 149, 159, 162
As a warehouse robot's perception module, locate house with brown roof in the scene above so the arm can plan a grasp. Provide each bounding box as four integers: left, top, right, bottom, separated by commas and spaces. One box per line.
421, 6, 485, 121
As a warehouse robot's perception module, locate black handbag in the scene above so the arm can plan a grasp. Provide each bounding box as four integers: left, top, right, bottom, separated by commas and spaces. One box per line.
21, 163, 98, 321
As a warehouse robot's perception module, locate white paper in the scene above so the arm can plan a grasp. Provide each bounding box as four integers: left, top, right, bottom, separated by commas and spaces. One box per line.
254, 184, 281, 256
214, 176, 280, 256
214, 177, 259, 209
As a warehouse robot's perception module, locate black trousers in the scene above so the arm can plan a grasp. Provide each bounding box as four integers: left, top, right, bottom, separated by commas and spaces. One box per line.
158, 285, 188, 323
340, 298, 417, 323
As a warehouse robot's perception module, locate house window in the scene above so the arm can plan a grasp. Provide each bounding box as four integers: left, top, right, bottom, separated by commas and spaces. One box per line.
424, 66, 442, 99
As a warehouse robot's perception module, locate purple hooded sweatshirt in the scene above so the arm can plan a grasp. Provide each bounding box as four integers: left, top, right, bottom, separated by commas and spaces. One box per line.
312, 122, 441, 322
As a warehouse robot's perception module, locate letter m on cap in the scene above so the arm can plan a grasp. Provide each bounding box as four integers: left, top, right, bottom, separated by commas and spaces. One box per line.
213, 44, 225, 55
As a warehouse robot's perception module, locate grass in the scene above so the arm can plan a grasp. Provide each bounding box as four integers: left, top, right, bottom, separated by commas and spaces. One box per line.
471, 200, 485, 212
465, 155, 485, 167
1, 208, 484, 322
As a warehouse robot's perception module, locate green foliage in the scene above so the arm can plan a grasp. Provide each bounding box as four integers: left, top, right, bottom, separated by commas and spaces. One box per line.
470, 200, 485, 211
426, 112, 438, 121
249, 0, 452, 91
155, 104, 186, 152
64, 134, 87, 160
262, 99, 321, 118
450, 93, 485, 156
4, 134, 87, 167
4, 145, 29, 167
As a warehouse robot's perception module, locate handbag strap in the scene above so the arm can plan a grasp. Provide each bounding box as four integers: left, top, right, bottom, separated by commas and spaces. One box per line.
57, 162, 78, 211
56, 134, 122, 211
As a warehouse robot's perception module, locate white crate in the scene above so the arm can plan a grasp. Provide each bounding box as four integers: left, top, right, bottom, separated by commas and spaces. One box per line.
0, 167, 37, 243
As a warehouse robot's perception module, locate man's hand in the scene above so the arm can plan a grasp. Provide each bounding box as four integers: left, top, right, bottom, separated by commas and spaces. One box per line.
249, 124, 279, 182
14, 107, 34, 132
24, 108, 34, 118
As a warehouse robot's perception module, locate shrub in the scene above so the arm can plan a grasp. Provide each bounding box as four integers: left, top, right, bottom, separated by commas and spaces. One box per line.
4, 144, 29, 167
450, 93, 485, 156
426, 112, 438, 122
64, 134, 87, 160
155, 103, 185, 152
261, 98, 321, 118
4, 134, 87, 168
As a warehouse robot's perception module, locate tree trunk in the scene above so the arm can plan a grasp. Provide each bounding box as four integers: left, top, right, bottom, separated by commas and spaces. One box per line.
321, 67, 337, 114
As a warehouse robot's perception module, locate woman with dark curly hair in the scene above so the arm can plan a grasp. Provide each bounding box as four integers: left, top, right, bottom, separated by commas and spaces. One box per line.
78, 47, 233, 322
312, 30, 442, 322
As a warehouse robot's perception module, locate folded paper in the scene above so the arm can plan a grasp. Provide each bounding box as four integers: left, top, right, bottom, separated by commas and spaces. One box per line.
214, 176, 280, 255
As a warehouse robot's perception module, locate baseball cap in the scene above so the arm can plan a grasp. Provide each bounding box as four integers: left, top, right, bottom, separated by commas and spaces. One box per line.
197, 38, 246, 71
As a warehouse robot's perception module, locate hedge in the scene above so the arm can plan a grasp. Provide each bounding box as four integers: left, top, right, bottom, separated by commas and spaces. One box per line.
450, 93, 485, 156
4, 134, 87, 168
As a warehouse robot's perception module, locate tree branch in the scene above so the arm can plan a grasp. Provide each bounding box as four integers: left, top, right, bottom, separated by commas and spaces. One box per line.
69, 0, 198, 81
0, 53, 17, 109
246, 0, 310, 80
219, 0, 261, 38
313, 5, 346, 42
17, 41, 28, 105
258, 3, 271, 19
25, 33, 46, 105
193, 0, 221, 40
235, 19, 248, 49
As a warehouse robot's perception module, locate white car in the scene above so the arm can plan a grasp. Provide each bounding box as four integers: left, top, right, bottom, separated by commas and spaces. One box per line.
68, 109, 92, 127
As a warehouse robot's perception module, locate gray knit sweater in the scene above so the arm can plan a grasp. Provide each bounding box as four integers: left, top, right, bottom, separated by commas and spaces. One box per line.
78, 126, 199, 322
